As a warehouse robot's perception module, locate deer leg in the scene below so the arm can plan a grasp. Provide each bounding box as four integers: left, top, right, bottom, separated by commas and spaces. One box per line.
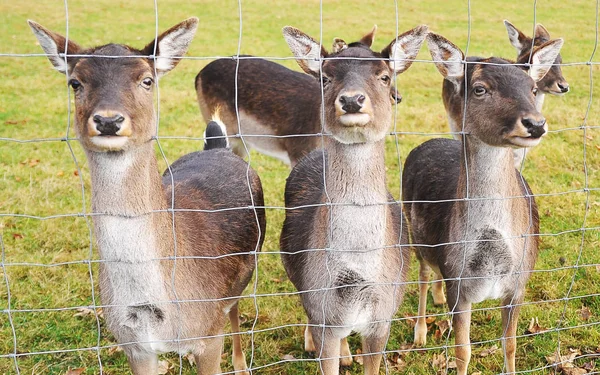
432, 272, 446, 306
127, 352, 158, 375
362, 334, 387, 375
309, 325, 341, 375
195, 336, 224, 375
304, 324, 316, 352
340, 337, 353, 367
414, 260, 431, 346
229, 303, 249, 375
501, 299, 522, 374
451, 300, 472, 375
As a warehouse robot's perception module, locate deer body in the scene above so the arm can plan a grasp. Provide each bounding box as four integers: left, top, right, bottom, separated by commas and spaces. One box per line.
403, 34, 562, 375
280, 25, 427, 375
29, 19, 265, 375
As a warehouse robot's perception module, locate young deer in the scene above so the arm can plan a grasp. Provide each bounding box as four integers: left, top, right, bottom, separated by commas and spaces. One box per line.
195, 26, 401, 167
279, 25, 427, 375
29, 19, 266, 375
403, 33, 562, 375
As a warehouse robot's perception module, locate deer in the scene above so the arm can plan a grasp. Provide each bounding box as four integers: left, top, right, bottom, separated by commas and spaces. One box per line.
28, 18, 266, 375
195, 26, 402, 167
402, 32, 563, 375
448, 21, 569, 167
279, 24, 428, 375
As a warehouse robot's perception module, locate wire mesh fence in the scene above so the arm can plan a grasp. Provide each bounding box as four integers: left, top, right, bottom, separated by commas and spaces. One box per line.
0, 0, 599, 374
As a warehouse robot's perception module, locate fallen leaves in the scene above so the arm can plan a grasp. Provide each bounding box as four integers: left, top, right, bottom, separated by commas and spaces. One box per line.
578, 306, 592, 321
546, 348, 592, 374
431, 353, 456, 374
434, 319, 451, 342
73, 307, 104, 319
478, 345, 499, 358
157, 359, 173, 374
65, 369, 85, 375
525, 317, 549, 334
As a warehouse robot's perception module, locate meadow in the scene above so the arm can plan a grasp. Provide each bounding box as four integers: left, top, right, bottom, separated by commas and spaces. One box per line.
0, 0, 599, 374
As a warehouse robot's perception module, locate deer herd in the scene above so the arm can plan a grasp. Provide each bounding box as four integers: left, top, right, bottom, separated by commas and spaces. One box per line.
27, 14, 568, 375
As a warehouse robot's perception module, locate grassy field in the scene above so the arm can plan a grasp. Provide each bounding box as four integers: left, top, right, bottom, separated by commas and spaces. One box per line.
0, 0, 599, 374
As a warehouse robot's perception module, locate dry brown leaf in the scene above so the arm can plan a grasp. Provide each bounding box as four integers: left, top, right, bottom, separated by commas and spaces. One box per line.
281, 354, 295, 361
398, 343, 414, 352
12, 233, 23, 239
432, 353, 446, 370
355, 349, 363, 365
425, 316, 437, 324
65, 369, 85, 375
29, 159, 39, 167
526, 317, 549, 334
74, 170, 79, 176
157, 359, 173, 375
582, 361, 595, 371
403, 314, 416, 328
434, 329, 442, 342
107, 345, 123, 355
447, 360, 457, 369
74, 307, 104, 319
479, 345, 499, 357
435, 319, 450, 335
14, 176, 21, 182
579, 306, 592, 321
546, 349, 579, 370
386, 351, 406, 370
185, 353, 195, 366
562, 368, 588, 375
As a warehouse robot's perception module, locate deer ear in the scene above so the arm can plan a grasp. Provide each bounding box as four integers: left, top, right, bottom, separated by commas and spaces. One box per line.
359, 25, 377, 47
332, 38, 347, 53
283, 26, 328, 77
529, 38, 563, 82
142, 17, 199, 78
426, 32, 465, 83
28, 20, 83, 75
534, 23, 551, 40
504, 20, 530, 52
382, 25, 428, 74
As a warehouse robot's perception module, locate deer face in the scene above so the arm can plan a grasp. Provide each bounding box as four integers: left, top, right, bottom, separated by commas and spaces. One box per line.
28, 18, 198, 153
505, 21, 570, 95
283, 25, 427, 144
429, 33, 563, 149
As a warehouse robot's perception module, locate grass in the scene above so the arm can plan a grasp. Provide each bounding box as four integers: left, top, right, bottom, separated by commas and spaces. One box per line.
0, 0, 599, 374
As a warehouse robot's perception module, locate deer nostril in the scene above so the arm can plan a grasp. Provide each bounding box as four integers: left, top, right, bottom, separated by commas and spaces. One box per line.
339, 94, 365, 114
522, 117, 546, 138
93, 114, 125, 136
356, 94, 366, 105
558, 82, 570, 93
339, 96, 347, 106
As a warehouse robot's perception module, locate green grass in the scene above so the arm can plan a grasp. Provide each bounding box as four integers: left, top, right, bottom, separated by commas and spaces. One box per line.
1, 0, 599, 374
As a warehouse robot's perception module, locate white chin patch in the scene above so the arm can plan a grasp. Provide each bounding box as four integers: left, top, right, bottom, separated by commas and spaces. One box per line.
90, 136, 129, 151
339, 113, 370, 127
509, 136, 543, 148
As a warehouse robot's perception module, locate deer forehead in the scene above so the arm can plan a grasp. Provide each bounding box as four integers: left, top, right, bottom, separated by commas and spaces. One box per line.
71, 44, 153, 82
323, 48, 388, 79
468, 61, 534, 92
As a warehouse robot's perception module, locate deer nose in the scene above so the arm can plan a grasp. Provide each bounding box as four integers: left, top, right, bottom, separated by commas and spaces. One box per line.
93, 114, 125, 136
522, 117, 546, 138
558, 82, 569, 93
339, 94, 365, 114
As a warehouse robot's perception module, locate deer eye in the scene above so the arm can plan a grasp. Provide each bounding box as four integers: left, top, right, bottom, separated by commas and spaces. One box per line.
320, 75, 331, 87
380, 75, 391, 84
533, 87, 539, 95
473, 85, 487, 96
141, 77, 154, 90
69, 79, 82, 91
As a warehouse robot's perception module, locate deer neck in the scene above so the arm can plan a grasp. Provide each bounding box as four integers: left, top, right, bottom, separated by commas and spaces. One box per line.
87, 143, 167, 217
86, 143, 171, 262
325, 139, 388, 205
453, 137, 521, 237
535, 92, 546, 112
